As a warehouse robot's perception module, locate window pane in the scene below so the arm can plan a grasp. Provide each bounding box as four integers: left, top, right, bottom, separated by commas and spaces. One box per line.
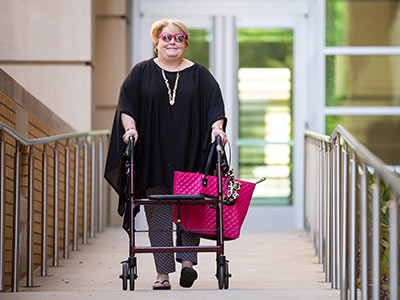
326, 55, 400, 106
326, 116, 400, 164
239, 146, 292, 206
238, 29, 293, 206
326, 0, 400, 46
184, 29, 211, 68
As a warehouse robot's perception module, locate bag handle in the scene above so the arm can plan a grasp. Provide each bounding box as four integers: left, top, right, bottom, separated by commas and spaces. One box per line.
203, 142, 216, 177
201, 142, 216, 187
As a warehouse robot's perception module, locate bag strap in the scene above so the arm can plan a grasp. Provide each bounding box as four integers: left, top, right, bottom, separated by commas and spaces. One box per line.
201, 142, 216, 187
203, 142, 216, 177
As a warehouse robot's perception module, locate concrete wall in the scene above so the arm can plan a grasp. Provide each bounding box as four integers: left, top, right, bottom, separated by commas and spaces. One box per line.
0, 0, 93, 132
94, 0, 130, 131
94, 0, 131, 227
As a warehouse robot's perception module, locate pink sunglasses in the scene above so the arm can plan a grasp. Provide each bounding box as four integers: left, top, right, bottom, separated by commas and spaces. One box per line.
158, 32, 187, 43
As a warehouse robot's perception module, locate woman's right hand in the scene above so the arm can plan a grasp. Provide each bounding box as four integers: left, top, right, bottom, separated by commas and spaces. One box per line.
123, 128, 138, 145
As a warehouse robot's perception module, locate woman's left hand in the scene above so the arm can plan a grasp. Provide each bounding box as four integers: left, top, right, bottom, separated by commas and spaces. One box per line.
211, 127, 227, 145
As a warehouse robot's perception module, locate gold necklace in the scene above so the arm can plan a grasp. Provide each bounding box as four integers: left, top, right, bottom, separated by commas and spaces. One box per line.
161, 69, 180, 105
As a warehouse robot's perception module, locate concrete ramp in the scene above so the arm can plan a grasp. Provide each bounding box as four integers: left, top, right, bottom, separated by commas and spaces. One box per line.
5, 228, 339, 299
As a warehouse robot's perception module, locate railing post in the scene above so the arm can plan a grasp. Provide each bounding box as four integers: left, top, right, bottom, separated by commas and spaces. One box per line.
53, 144, 59, 267
105, 135, 111, 227
341, 143, 349, 300
73, 143, 79, 251
322, 141, 328, 274
27, 147, 34, 287
304, 137, 309, 230
64, 144, 70, 258
349, 152, 357, 300
0, 130, 5, 292
389, 199, 398, 300
332, 137, 337, 289
316, 140, 320, 257
326, 142, 332, 283
98, 138, 104, 233
360, 163, 368, 300
335, 137, 342, 290
90, 139, 96, 239
83, 142, 88, 244
41, 145, 48, 276
314, 139, 318, 247
11, 143, 21, 292
371, 173, 380, 300
314, 139, 318, 250
318, 140, 324, 264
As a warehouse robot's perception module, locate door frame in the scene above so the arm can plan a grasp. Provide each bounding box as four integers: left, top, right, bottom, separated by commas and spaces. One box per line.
234, 16, 308, 229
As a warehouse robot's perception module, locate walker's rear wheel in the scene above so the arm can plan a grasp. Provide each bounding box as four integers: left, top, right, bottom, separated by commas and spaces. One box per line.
129, 265, 136, 291
120, 262, 128, 290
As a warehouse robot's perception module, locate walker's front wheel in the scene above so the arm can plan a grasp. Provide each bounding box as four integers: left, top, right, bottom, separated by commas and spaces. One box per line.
120, 262, 128, 290
223, 261, 230, 289
218, 264, 224, 289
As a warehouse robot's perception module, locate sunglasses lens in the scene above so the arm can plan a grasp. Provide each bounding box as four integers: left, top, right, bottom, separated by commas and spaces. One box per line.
162, 34, 172, 42
175, 34, 185, 42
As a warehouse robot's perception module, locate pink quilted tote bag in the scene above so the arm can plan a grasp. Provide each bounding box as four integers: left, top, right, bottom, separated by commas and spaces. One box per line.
173, 171, 255, 240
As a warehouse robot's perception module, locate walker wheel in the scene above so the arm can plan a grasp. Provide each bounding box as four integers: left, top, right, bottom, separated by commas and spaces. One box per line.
218, 264, 224, 289
223, 261, 230, 289
120, 262, 128, 290
129, 265, 136, 291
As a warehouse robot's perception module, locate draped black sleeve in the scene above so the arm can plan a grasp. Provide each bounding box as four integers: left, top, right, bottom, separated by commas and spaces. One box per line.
104, 58, 227, 220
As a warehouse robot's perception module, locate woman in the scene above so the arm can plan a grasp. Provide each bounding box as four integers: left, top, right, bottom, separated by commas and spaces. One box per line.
105, 19, 227, 290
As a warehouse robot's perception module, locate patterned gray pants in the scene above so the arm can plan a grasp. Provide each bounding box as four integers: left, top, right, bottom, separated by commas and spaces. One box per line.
145, 187, 200, 274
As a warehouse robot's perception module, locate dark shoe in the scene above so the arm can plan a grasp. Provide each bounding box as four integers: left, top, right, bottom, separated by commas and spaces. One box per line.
179, 267, 198, 288
153, 279, 171, 290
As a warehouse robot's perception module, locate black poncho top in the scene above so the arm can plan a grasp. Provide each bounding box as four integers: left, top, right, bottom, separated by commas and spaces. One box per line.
104, 58, 226, 217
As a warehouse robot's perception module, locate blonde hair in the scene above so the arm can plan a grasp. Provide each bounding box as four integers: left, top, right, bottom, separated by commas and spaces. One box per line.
150, 19, 190, 54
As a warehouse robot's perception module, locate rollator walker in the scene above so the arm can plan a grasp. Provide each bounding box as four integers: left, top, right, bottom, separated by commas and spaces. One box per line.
120, 135, 231, 290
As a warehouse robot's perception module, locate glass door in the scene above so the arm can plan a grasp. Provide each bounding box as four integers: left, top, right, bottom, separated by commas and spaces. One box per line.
238, 29, 294, 206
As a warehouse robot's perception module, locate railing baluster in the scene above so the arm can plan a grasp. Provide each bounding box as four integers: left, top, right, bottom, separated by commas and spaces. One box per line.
360, 163, 368, 300
27, 148, 34, 287
323, 141, 328, 273
64, 145, 70, 258
335, 137, 342, 290
371, 173, 380, 300
73, 144, 79, 251
83, 142, 88, 244
0, 131, 5, 292
318, 141, 324, 263
90, 139, 96, 239
41, 145, 48, 276
389, 199, 398, 300
341, 143, 349, 300
332, 138, 337, 289
314, 139, 318, 249
11, 143, 21, 292
349, 152, 357, 300
326, 143, 331, 283
98, 139, 104, 233
316, 140, 320, 256
53, 145, 59, 267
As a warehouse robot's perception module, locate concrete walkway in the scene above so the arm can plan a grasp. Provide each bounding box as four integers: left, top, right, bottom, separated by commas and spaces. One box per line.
4, 228, 339, 299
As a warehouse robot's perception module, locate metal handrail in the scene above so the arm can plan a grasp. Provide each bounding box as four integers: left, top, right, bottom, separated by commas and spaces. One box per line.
0, 122, 110, 292
0, 123, 109, 146
305, 124, 399, 300
330, 125, 400, 195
